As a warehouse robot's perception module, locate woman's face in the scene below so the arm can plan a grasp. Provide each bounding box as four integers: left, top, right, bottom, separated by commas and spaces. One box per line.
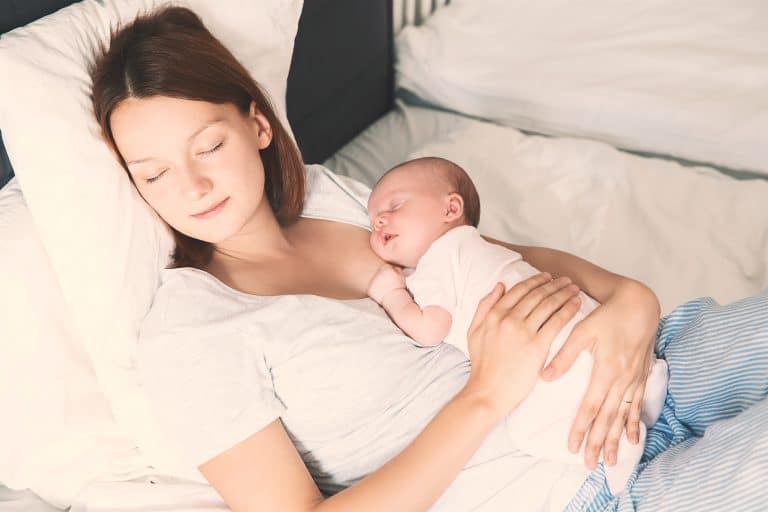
110, 95, 273, 244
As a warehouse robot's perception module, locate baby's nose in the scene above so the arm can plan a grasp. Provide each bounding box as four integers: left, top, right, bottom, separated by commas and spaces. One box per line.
374, 214, 387, 228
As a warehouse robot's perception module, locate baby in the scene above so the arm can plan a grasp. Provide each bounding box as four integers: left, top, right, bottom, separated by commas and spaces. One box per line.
366, 157, 668, 494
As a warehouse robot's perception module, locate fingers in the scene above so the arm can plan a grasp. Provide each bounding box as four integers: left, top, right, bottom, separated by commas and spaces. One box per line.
532, 293, 581, 348
503, 275, 570, 318
540, 321, 588, 381
525, 282, 580, 332
603, 390, 634, 466
468, 282, 505, 333
581, 384, 624, 469
567, 370, 612, 460
491, 273, 553, 314
626, 381, 646, 444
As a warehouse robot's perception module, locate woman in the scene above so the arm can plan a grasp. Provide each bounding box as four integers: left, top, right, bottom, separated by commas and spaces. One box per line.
90, 7, 767, 512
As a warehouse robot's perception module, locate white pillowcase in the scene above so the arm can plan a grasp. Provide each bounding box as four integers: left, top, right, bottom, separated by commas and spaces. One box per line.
0, 180, 146, 508
403, 118, 768, 314
396, 0, 768, 176
0, 0, 302, 488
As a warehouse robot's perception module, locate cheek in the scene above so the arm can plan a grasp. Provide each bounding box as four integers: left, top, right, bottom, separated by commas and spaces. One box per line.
229, 141, 266, 191
134, 181, 190, 233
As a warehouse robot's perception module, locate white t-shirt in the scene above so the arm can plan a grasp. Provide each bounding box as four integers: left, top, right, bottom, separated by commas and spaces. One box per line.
137, 165, 589, 511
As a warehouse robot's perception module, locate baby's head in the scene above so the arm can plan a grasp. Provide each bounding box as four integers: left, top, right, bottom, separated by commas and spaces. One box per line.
368, 157, 480, 267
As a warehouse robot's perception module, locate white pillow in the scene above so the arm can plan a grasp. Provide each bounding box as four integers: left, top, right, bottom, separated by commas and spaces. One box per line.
396, 0, 768, 176
0, 0, 302, 484
0, 179, 146, 508
404, 118, 768, 314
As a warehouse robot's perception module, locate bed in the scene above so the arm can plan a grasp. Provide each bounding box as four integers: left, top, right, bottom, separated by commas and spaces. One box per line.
1, 0, 767, 510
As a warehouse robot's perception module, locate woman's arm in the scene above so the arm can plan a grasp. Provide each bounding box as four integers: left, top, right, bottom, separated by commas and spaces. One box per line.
484, 237, 661, 468
200, 274, 582, 512
484, 238, 626, 303
200, 393, 498, 512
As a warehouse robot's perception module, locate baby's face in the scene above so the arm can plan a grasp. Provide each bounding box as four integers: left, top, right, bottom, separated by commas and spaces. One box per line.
368, 168, 452, 267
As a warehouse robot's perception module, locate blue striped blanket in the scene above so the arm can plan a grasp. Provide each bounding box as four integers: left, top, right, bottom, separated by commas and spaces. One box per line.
567, 289, 768, 512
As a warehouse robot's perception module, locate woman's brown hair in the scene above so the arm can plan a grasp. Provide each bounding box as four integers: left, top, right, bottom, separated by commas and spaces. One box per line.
89, 6, 305, 269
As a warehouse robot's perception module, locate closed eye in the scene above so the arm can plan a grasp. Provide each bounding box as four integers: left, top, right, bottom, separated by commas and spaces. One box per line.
199, 141, 224, 156
146, 168, 168, 184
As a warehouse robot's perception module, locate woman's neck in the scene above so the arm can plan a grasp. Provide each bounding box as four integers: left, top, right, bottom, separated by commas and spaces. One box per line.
211, 201, 295, 265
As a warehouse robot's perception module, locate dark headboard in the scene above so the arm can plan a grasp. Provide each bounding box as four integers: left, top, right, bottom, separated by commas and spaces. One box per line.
0, 0, 394, 188
287, 0, 394, 164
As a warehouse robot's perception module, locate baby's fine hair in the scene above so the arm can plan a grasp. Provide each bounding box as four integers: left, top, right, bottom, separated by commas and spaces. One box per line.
384, 157, 481, 227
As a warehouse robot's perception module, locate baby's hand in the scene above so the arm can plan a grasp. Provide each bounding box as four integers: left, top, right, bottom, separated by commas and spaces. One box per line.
368, 264, 406, 304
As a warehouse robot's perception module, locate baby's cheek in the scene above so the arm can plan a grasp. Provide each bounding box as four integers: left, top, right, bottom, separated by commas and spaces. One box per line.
369, 232, 383, 257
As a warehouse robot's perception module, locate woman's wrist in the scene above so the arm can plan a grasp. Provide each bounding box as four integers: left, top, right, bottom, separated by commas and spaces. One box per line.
455, 381, 513, 425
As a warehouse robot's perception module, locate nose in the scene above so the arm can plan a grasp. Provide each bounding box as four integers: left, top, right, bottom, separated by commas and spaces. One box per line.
373, 213, 387, 230
180, 164, 213, 201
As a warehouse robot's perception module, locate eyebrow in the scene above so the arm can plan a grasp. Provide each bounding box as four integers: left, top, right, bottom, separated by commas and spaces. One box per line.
125, 118, 225, 166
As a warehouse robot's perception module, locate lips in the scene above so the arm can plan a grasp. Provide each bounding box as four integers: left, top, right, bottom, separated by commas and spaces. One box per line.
382, 232, 397, 245
191, 197, 229, 219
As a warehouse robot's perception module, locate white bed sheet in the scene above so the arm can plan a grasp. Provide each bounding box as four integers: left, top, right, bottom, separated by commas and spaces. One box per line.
0, 485, 60, 512
0, 477, 228, 512
325, 100, 768, 315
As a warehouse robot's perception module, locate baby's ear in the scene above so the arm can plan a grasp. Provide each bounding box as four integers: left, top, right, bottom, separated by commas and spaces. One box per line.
444, 192, 464, 222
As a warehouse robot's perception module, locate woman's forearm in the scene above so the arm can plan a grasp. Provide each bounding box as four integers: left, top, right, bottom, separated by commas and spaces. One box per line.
315, 390, 499, 512
484, 238, 633, 303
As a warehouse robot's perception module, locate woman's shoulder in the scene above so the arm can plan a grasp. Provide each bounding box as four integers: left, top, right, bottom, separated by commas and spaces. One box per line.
302, 164, 372, 230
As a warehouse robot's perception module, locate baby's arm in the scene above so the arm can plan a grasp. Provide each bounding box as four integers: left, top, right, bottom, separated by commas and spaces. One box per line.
367, 264, 452, 346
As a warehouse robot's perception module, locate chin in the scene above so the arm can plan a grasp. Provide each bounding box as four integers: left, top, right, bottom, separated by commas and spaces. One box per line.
389, 254, 414, 268
177, 223, 233, 245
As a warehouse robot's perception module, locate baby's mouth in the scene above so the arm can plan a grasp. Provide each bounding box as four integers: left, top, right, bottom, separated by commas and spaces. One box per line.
383, 232, 397, 245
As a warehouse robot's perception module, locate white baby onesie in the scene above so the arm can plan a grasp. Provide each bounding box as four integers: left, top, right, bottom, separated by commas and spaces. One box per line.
405, 225, 669, 495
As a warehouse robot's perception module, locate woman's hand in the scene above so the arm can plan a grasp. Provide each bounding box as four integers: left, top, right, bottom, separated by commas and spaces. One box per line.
540, 279, 660, 469
462, 273, 582, 419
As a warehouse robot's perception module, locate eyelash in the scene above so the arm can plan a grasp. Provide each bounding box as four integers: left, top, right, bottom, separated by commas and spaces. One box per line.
201, 141, 224, 155
146, 169, 168, 184
144, 141, 224, 184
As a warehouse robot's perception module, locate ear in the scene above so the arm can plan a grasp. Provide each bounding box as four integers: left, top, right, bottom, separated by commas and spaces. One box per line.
444, 192, 464, 223
249, 101, 273, 150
